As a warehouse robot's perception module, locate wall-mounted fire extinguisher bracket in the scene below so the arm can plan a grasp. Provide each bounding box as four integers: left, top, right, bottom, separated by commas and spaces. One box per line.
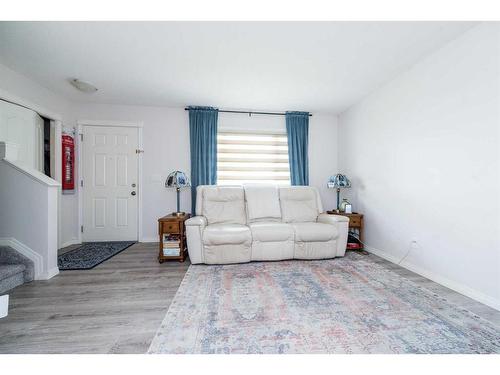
62, 130, 75, 195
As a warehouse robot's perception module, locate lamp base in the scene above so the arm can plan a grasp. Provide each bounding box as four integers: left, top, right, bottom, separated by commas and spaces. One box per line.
172, 211, 187, 217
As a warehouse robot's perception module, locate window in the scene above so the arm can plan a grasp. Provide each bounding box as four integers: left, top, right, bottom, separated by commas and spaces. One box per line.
217, 131, 291, 185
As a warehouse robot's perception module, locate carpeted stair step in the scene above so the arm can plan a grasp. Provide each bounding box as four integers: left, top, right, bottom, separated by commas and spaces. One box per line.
0, 264, 26, 294
0, 246, 34, 294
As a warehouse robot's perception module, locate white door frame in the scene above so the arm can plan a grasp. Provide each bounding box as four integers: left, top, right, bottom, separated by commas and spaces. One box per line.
77, 120, 144, 243
51, 120, 63, 248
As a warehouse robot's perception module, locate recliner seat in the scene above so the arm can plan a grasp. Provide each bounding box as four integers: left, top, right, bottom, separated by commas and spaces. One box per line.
186, 185, 349, 265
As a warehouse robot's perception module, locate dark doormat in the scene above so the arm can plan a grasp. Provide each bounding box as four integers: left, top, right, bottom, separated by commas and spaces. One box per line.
58, 241, 136, 270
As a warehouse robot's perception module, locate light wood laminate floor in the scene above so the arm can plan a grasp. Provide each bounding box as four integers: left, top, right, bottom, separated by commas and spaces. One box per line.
0, 245, 499, 353
0, 242, 189, 353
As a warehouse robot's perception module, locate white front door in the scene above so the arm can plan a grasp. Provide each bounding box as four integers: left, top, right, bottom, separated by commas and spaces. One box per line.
82, 125, 139, 241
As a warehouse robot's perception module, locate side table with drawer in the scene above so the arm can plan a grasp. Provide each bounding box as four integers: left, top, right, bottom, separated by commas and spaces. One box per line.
327, 211, 364, 250
158, 213, 191, 263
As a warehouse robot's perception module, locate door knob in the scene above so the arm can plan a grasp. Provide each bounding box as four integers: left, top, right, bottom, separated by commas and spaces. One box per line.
131, 191, 136, 196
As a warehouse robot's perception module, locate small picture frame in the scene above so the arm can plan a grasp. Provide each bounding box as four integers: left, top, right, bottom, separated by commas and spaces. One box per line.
345, 204, 352, 214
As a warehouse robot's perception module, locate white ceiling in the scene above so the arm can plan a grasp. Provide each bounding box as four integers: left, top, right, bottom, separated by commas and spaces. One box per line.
0, 22, 476, 114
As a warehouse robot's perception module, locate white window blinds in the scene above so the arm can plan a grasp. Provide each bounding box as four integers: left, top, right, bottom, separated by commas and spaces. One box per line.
217, 131, 291, 185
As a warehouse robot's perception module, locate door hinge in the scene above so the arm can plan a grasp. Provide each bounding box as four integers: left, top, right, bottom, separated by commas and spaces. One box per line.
80, 133, 83, 142
80, 180, 84, 187
135, 149, 144, 154
81, 225, 84, 233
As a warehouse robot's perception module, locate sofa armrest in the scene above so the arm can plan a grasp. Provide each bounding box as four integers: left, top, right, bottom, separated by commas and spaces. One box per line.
185, 216, 207, 264
317, 213, 349, 224
317, 213, 349, 257
186, 216, 207, 227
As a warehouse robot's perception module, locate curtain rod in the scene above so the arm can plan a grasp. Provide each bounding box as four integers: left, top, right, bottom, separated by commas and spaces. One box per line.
184, 108, 312, 117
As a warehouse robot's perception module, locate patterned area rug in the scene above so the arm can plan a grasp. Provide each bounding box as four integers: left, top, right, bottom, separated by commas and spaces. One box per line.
148, 253, 500, 354
58, 242, 135, 270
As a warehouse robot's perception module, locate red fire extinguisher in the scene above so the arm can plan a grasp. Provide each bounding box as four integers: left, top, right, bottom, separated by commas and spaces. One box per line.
62, 132, 75, 193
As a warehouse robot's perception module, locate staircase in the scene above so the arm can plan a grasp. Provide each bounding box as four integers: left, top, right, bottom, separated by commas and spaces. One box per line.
0, 246, 34, 294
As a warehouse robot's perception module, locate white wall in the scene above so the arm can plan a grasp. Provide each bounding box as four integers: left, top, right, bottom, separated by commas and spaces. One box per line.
308, 114, 339, 211
218, 111, 338, 210
1, 59, 339, 245
0, 63, 78, 248
0, 154, 60, 279
338, 23, 500, 309
0, 100, 44, 171
74, 104, 338, 241
0, 64, 71, 120
74, 103, 190, 242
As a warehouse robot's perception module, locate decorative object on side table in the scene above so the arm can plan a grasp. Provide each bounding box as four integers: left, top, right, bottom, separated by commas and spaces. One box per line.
339, 198, 351, 213
327, 211, 364, 250
327, 174, 351, 211
158, 213, 191, 263
165, 170, 191, 217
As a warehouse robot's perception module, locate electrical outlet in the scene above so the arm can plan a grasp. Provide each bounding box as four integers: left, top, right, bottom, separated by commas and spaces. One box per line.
398, 240, 418, 265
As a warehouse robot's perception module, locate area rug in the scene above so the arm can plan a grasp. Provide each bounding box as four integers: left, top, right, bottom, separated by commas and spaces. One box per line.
58, 242, 135, 270
148, 253, 500, 354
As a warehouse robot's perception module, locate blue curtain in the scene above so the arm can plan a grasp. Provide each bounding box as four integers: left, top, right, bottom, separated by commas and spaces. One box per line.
286, 111, 309, 186
188, 106, 218, 214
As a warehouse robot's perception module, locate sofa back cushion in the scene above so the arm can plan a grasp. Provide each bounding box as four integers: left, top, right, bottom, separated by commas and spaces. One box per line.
244, 185, 282, 222
279, 187, 321, 223
201, 186, 246, 225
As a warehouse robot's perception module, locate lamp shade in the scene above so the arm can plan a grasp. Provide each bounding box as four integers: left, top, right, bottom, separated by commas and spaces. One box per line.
327, 174, 351, 189
165, 170, 191, 188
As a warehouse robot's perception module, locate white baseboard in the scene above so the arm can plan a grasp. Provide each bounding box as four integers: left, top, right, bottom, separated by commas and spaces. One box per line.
0, 237, 43, 279
63, 238, 155, 245
139, 237, 158, 243
60, 239, 81, 249
365, 245, 500, 312
39, 267, 59, 280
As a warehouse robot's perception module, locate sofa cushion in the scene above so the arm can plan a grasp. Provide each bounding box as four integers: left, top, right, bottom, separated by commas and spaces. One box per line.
244, 185, 282, 222
203, 224, 252, 246
202, 186, 246, 225
249, 222, 294, 242
279, 187, 319, 223
294, 240, 337, 259
291, 222, 338, 242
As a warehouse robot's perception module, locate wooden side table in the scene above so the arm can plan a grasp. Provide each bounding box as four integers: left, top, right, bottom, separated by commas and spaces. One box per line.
158, 213, 191, 263
327, 211, 364, 249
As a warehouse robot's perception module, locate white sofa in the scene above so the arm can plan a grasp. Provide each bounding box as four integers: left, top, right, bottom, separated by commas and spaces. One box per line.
185, 185, 349, 264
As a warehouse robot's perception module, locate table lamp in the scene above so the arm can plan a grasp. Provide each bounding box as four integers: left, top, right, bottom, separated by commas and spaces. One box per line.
165, 170, 191, 216
327, 174, 351, 211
